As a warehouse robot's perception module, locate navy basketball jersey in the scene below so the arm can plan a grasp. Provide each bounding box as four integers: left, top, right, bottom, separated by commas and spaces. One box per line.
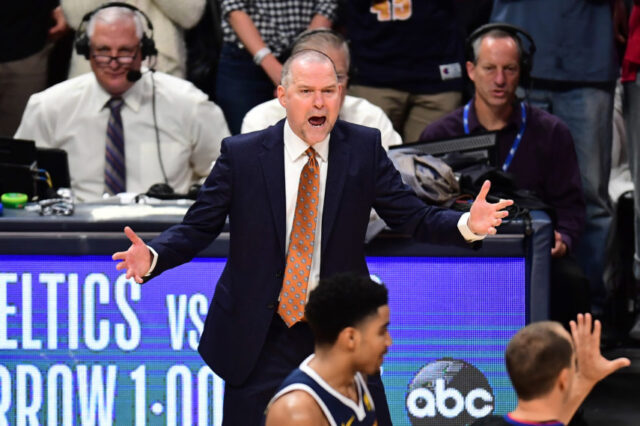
268, 355, 377, 426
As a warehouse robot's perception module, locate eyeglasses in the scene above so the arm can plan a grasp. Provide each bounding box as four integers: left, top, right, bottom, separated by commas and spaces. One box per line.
91, 47, 139, 66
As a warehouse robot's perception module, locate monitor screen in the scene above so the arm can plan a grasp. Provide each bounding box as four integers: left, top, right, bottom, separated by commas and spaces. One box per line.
0, 254, 525, 425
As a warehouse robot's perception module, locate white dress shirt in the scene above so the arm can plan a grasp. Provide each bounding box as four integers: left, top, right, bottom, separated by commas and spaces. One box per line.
280, 120, 482, 297
283, 120, 329, 298
148, 119, 483, 281
241, 95, 403, 149
15, 71, 230, 202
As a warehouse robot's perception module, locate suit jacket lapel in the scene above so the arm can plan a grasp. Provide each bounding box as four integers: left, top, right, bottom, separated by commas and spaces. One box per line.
258, 120, 287, 256
321, 121, 350, 257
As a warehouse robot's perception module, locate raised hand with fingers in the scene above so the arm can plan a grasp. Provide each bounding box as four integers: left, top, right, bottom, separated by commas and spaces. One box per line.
468, 180, 514, 235
570, 313, 631, 386
112, 226, 152, 284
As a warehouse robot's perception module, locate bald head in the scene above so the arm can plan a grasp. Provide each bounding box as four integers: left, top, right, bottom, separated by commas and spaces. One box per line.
280, 49, 338, 88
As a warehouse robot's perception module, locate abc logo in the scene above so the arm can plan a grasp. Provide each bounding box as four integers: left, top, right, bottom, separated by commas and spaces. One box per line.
406, 358, 494, 425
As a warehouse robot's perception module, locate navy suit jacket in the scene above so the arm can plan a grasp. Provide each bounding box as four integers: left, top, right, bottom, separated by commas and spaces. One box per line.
148, 119, 467, 386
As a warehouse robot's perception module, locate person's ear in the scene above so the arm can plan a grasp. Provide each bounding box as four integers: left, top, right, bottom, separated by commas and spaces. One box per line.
466, 61, 476, 83
277, 85, 286, 107
557, 367, 570, 392
337, 327, 358, 351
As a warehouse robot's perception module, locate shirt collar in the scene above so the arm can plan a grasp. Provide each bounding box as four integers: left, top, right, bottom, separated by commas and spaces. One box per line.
92, 68, 147, 113
284, 119, 330, 162
467, 96, 523, 132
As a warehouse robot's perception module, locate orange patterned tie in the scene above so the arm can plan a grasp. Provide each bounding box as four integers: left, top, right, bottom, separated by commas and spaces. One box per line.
278, 148, 320, 327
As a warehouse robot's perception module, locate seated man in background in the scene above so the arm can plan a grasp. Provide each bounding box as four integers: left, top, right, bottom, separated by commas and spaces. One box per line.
61, 0, 206, 79
265, 273, 390, 425
420, 25, 587, 327
472, 314, 630, 426
15, 4, 229, 202
241, 29, 402, 150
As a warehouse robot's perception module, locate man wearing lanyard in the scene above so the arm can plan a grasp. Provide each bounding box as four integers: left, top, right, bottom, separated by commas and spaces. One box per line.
420, 25, 588, 328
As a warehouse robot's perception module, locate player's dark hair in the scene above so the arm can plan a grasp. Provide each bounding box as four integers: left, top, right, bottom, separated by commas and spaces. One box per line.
505, 321, 573, 400
305, 273, 388, 345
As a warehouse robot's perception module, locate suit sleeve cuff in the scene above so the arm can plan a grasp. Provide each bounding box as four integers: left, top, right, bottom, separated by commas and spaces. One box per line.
145, 245, 159, 277
458, 212, 486, 242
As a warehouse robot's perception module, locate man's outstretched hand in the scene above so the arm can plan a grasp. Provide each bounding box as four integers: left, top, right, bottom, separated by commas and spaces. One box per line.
560, 313, 631, 425
112, 226, 151, 284
468, 180, 514, 235
570, 313, 631, 387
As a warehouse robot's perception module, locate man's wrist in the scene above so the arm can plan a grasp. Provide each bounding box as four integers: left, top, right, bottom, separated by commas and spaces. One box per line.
458, 212, 486, 242
253, 47, 272, 65
146, 245, 158, 277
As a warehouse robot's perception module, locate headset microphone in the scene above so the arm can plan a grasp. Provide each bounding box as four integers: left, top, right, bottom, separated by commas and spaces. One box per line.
126, 69, 142, 82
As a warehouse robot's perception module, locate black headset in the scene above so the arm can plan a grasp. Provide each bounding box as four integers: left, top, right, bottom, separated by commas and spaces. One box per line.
74, 2, 158, 60
465, 23, 536, 87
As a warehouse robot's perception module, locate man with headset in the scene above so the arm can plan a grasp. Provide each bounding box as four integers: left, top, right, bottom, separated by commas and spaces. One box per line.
420, 24, 588, 327
14, 3, 229, 202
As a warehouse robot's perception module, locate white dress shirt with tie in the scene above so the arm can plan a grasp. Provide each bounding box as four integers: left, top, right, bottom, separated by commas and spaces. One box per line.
15, 70, 230, 202
147, 119, 483, 284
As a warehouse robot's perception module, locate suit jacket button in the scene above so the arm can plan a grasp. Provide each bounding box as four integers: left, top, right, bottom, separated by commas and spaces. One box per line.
267, 303, 276, 310
275, 271, 283, 278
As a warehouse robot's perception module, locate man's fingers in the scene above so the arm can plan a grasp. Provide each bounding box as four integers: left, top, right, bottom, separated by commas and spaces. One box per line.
115, 261, 126, 271
576, 313, 585, 330
592, 317, 601, 343
124, 226, 143, 245
487, 227, 497, 235
609, 357, 632, 372
112, 251, 128, 261
495, 199, 514, 211
133, 274, 143, 284
476, 180, 491, 202
569, 320, 578, 337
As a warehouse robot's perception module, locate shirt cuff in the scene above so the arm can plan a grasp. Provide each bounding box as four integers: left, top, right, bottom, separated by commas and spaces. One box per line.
145, 245, 159, 277
457, 212, 486, 242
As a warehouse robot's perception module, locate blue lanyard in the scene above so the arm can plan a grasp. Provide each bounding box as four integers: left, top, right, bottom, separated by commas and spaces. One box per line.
463, 101, 527, 172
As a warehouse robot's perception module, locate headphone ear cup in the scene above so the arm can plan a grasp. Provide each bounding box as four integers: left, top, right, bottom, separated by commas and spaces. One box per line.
520, 53, 532, 87
75, 33, 91, 59
140, 35, 157, 60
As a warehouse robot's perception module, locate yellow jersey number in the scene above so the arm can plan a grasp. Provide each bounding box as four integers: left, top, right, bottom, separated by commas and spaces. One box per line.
370, 0, 412, 22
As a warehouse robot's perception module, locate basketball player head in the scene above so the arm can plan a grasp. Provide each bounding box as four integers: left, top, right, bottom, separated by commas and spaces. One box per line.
305, 273, 392, 375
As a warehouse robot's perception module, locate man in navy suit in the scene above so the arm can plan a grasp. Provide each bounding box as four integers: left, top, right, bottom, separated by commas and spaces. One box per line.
113, 50, 513, 425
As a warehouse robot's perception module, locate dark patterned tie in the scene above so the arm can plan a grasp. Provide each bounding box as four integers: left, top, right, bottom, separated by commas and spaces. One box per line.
278, 148, 320, 327
105, 97, 125, 195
